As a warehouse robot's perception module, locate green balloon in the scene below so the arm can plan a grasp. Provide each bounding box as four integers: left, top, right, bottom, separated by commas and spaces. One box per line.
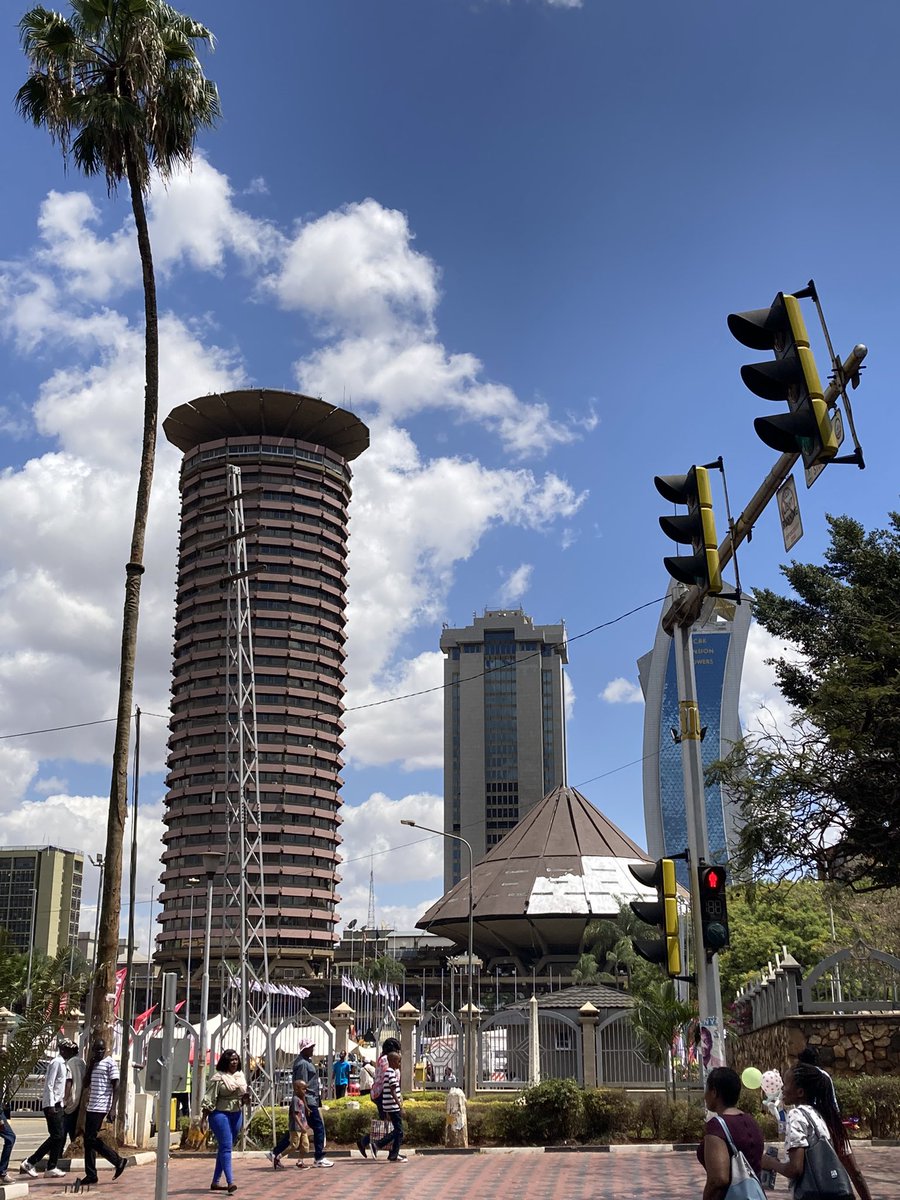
741, 1067, 763, 1090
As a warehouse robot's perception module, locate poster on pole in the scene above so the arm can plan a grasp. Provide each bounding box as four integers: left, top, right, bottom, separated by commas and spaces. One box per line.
777, 475, 803, 552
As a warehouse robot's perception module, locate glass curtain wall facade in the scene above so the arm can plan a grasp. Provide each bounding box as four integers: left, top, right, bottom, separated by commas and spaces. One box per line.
638, 590, 751, 885
441, 610, 567, 889
0, 846, 83, 957
158, 390, 368, 981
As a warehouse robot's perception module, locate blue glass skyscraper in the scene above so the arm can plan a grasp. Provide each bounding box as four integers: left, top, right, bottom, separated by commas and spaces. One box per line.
637, 589, 751, 881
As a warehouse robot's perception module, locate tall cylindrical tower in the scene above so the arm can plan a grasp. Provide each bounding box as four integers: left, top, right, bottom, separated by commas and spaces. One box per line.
157, 389, 369, 983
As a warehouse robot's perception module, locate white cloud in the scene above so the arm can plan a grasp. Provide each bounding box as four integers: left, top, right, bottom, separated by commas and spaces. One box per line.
601, 677, 644, 705
338, 791, 444, 928
345, 653, 444, 770
563, 670, 576, 721
738, 621, 801, 738
497, 563, 533, 606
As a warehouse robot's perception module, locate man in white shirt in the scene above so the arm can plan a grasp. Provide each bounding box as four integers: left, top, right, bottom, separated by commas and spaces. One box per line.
20, 1040, 79, 1178
80, 1040, 127, 1186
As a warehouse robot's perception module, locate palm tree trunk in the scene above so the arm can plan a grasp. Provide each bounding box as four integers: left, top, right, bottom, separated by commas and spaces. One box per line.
89, 152, 159, 1053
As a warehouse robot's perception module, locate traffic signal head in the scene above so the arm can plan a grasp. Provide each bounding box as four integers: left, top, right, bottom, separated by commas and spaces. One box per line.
698, 861, 730, 957
728, 292, 838, 469
654, 466, 722, 594
628, 858, 681, 977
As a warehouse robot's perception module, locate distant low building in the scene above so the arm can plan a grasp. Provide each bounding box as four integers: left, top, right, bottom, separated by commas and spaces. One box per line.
0, 845, 83, 957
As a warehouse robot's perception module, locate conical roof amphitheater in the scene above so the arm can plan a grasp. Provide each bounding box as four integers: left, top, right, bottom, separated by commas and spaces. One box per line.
417, 784, 656, 969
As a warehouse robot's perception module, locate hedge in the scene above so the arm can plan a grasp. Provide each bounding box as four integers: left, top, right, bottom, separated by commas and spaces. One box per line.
238, 1075, 900, 1149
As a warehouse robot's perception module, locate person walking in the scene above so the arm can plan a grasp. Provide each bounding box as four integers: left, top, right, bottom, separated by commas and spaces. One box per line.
331, 1051, 350, 1099
376, 1051, 406, 1163
0, 1084, 15, 1186
78, 1040, 128, 1187
19, 1039, 78, 1178
761, 1064, 872, 1200
64, 1041, 85, 1150
697, 1066, 764, 1200
201, 1049, 250, 1194
268, 1039, 332, 1169
358, 1059, 375, 1097
356, 1038, 401, 1160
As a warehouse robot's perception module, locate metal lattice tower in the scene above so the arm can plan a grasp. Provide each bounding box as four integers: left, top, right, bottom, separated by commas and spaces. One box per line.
221, 464, 275, 1120
367, 861, 376, 933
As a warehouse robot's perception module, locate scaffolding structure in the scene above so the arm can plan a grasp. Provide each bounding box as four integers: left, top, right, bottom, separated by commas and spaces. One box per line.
220, 464, 275, 1124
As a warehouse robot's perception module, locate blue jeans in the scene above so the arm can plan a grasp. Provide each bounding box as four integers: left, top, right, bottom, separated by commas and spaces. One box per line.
208, 1110, 242, 1186
0, 1115, 15, 1175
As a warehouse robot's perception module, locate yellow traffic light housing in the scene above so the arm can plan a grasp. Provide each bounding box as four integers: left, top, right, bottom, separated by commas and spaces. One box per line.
628, 857, 682, 977
728, 292, 838, 468
654, 465, 722, 594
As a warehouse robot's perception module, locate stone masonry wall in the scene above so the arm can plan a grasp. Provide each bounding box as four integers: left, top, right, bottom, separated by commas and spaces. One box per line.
729, 1014, 900, 1076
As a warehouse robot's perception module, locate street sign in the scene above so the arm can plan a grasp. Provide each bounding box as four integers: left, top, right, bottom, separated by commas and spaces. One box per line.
777, 474, 803, 552
805, 409, 845, 488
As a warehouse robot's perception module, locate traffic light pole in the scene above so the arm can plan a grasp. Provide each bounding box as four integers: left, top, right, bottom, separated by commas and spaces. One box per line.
662, 343, 867, 636
672, 610, 724, 1072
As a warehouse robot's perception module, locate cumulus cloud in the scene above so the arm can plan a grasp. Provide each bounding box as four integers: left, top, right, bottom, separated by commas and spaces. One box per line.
738, 621, 801, 738
496, 563, 533, 606
601, 677, 644, 705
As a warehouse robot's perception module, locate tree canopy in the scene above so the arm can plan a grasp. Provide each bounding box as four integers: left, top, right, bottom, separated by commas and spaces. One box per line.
711, 512, 900, 891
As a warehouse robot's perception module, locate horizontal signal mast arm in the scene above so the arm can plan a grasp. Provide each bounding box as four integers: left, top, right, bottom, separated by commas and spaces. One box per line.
662, 342, 867, 635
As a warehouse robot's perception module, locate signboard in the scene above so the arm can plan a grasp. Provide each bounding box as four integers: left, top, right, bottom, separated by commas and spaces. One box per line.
144, 1036, 190, 1093
776, 474, 803, 552
805, 409, 844, 489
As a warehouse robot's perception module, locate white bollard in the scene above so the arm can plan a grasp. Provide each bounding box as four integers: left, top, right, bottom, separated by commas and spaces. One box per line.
445, 1087, 468, 1148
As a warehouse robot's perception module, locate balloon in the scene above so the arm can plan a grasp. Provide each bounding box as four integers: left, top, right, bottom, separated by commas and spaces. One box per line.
761, 1069, 783, 1097
741, 1067, 763, 1090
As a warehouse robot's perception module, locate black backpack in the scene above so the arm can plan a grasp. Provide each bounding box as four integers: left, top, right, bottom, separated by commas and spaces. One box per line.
793, 1107, 853, 1200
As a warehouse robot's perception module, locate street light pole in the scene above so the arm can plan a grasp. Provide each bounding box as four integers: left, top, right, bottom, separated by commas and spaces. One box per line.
400, 820, 475, 1097
194, 853, 222, 1120
185, 877, 201, 1028
83, 853, 105, 1040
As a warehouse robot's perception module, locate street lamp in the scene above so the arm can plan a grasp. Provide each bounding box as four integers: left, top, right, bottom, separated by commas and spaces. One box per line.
194, 853, 223, 1120
83, 854, 105, 1038
400, 819, 476, 1097
185, 877, 201, 1027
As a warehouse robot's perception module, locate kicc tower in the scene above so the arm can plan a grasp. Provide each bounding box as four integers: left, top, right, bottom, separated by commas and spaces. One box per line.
156, 389, 368, 984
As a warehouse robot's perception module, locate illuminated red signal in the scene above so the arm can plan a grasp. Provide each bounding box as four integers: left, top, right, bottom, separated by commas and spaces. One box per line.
705, 868, 722, 890
698, 861, 730, 957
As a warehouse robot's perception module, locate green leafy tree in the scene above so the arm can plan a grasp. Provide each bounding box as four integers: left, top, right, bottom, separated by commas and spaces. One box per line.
630, 978, 694, 1099
0, 931, 29, 1009
711, 513, 900, 892
0, 946, 89, 1105
16, 0, 219, 1045
362, 954, 405, 986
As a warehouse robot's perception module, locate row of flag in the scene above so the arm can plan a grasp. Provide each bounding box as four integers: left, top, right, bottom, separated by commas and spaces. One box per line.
341, 975, 400, 1001
226, 979, 312, 999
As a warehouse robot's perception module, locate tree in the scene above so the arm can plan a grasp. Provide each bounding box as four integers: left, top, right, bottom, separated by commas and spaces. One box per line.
711, 513, 900, 892
16, 0, 219, 1045
630, 978, 694, 1099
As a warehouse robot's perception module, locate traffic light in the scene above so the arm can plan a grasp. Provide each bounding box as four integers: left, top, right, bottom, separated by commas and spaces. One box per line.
728, 291, 838, 469
628, 858, 681, 977
654, 466, 722, 594
698, 860, 730, 957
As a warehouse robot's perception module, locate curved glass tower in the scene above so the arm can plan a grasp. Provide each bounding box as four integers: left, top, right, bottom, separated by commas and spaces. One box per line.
156, 389, 368, 981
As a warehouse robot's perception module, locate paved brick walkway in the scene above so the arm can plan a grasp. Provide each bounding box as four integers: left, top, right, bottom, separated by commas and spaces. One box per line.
12, 1145, 900, 1200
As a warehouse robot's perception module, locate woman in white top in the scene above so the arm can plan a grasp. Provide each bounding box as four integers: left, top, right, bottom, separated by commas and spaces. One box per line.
760, 1064, 871, 1200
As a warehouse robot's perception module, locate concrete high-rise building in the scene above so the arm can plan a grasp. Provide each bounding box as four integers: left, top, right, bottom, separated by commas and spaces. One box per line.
0, 845, 83, 957
638, 590, 751, 878
157, 389, 368, 980
440, 609, 567, 889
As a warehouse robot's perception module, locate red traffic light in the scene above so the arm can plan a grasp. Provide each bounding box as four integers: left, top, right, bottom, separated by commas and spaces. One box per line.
703, 867, 723, 891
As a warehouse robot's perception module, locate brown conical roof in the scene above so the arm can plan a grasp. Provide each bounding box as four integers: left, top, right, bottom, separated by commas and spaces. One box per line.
417, 785, 655, 964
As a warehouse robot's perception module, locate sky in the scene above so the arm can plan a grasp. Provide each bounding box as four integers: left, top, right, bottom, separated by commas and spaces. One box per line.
1, 0, 899, 958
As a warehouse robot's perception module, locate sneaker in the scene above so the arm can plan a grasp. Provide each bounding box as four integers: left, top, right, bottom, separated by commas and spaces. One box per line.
0, 1172, 12, 1183
48, 1167, 68, 1177
114, 1160, 128, 1180
20, 1162, 38, 1178
312, 1158, 334, 1168
265, 1151, 276, 1163
388, 1154, 408, 1163
356, 1137, 369, 1159
272, 1156, 284, 1170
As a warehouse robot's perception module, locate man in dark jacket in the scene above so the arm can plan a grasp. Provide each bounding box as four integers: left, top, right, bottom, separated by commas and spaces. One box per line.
268, 1040, 332, 1169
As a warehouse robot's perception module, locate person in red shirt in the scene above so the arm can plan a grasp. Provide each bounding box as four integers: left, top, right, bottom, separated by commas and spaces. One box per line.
697, 1066, 764, 1200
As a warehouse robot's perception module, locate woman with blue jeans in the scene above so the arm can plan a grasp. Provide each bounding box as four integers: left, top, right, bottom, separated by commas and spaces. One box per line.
202, 1050, 250, 1193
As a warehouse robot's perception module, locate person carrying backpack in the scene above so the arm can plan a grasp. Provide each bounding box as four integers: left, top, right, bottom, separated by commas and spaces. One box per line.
761, 1064, 871, 1200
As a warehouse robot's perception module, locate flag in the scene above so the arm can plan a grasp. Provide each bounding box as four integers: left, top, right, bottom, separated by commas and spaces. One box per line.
113, 968, 127, 1015
133, 1004, 156, 1034
341, 974, 352, 990
174, 1000, 185, 1014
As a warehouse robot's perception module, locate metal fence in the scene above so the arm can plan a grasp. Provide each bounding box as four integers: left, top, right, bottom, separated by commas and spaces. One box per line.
417, 1002, 463, 1088
595, 1010, 668, 1088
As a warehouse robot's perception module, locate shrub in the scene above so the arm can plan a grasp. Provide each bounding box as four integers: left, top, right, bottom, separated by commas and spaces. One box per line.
857, 1076, 900, 1140
581, 1089, 638, 1141
247, 1106, 287, 1144
405, 1104, 448, 1146
661, 1099, 705, 1143
478, 1099, 530, 1145
521, 1078, 585, 1144
636, 1094, 667, 1140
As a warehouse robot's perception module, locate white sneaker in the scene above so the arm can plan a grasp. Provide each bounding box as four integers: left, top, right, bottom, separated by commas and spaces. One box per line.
265, 1151, 276, 1163
313, 1158, 334, 1168
19, 1163, 38, 1178
48, 1168, 67, 1177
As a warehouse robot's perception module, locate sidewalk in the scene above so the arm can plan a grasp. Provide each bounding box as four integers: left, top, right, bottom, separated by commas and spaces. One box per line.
1, 1137, 898, 1200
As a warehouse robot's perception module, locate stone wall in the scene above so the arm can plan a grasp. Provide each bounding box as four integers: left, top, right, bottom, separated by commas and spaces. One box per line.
729, 1013, 900, 1076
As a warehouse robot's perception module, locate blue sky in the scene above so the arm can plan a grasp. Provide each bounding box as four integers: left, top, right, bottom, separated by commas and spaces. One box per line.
1, 0, 898, 949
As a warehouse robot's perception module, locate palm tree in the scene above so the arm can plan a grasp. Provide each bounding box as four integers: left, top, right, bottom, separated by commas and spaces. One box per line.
630, 978, 694, 1100
16, 0, 219, 1046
